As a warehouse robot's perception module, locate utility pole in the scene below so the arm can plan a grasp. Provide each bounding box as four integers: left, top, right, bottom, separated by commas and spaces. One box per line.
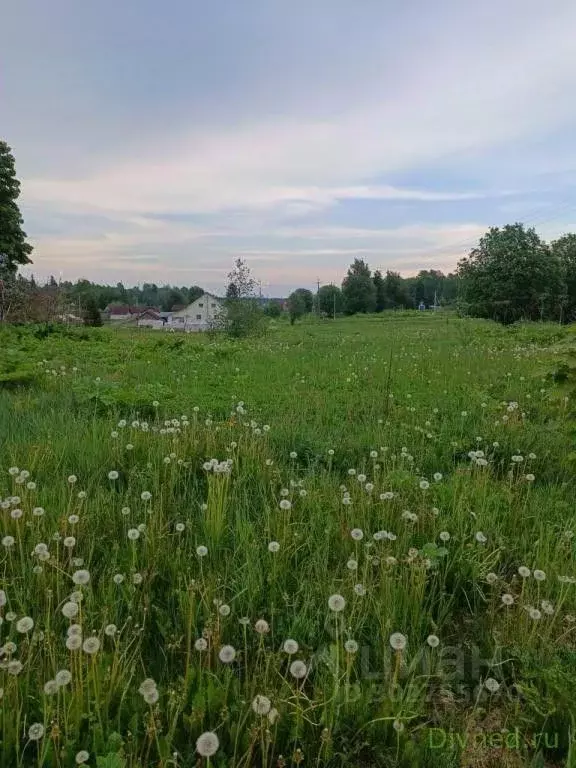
333, 287, 336, 320
316, 277, 320, 315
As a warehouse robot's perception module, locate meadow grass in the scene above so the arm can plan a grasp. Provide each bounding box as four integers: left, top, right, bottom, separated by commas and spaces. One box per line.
1, 312, 576, 767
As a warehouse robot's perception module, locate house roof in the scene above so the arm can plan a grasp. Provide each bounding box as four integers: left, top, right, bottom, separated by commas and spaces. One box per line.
106, 304, 160, 314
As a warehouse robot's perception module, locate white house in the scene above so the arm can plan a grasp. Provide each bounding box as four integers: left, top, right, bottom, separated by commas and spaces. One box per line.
169, 293, 225, 332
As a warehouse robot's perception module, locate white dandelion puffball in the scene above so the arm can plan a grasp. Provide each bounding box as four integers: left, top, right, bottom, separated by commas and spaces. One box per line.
7, 660, 23, 675
67, 623, 83, 637
0, 590, 7, 607
104, 624, 117, 636
28, 723, 44, 740
127, 528, 140, 541
393, 720, 405, 733
346, 559, 358, 571
486, 573, 498, 585
283, 639, 299, 655
354, 583, 366, 596
33, 507, 45, 517
64, 537, 76, 548
268, 707, 279, 724
268, 541, 280, 553
328, 594, 346, 612
279, 499, 292, 510
475, 531, 487, 544
75, 751, 90, 765
433, 472, 443, 482
533, 569, 546, 582
218, 604, 231, 617
44, 680, 59, 696
289, 660, 308, 679
68, 475, 78, 485
484, 677, 500, 693
108, 470, 119, 480
218, 645, 236, 663
141, 491, 152, 501
541, 600, 554, 615
55, 670, 72, 686
419, 479, 430, 490
2, 536, 15, 548
82, 637, 101, 654
529, 607, 542, 620
175, 522, 185, 532
439, 531, 450, 542
255, 619, 270, 634
350, 528, 364, 541
426, 634, 440, 648
252, 694, 272, 715
62, 602, 79, 619
138, 678, 157, 696
196, 731, 219, 758
345, 639, 359, 654
113, 574, 124, 584
16, 616, 34, 633
72, 569, 90, 586
195, 638, 208, 651
518, 566, 531, 578
144, 688, 159, 704
389, 633, 407, 651
196, 545, 208, 557
132, 573, 143, 585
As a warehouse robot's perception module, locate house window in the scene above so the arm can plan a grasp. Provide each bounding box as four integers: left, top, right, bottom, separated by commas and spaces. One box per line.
211, 303, 216, 309
196, 314, 202, 320
198, 303, 204, 307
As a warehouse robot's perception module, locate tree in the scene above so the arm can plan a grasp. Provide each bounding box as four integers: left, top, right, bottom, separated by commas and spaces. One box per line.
292, 288, 314, 314
457, 223, 564, 324
264, 300, 282, 318
219, 259, 264, 338
382, 271, 411, 309
317, 284, 343, 317
551, 234, 576, 322
0, 141, 33, 273
83, 296, 103, 327
341, 259, 376, 314
373, 270, 386, 312
287, 291, 307, 324
187, 285, 204, 303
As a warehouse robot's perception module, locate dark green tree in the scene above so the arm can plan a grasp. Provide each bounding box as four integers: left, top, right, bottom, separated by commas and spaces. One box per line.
292, 288, 314, 314
373, 270, 387, 312
383, 271, 411, 309
83, 296, 103, 327
220, 259, 264, 337
341, 259, 376, 314
458, 223, 565, 324
287, 291, 307, 324
0, 141, 33, 273
263, 300, 282, 318
551, 234, 576, 322
317, 284, 344, 317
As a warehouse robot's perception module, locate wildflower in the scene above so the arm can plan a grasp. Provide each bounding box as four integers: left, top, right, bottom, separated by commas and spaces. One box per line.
239, 616, 250, 626
484, 678, 500, 693
68, 475, 77, 485
8, 467, 19, 476
218, 604, 231, 617
195, 638, 208, 651
475, 532, 487, 544
426, 634, 440, 648
44, 680, 59, 695
279, 499, 292, 510
67, 624, 82, 637
175, 523, 185, 533
533, 569, 546, 582
328, 594, 346, 612
75, 751, 90, 765
104, 624, 117, 636
345, 639, 359, 653
380, 491, 395, 500
113, 574, 124, 585
28, 723, 44, 740
218, 645, 236, 663
283, 639, 299, 654
62, 602, 79, 619
2, 536, 15, 548
439, 531, 450, 542
357, 474, 367, 483
196, 732, 219, 758
354, 583, 366, 596
393, 720, 405, 733
433, 473, 443, 482
196, 545, 208, 557
141, 491, 152, 501
389, 633, 407, 651
528, 607, 542, 620
252, 694, 272, 715
518, 566, 531, 578
289, 660, 307, 679
268, 707, 279, 724
55, 669, 72, 686
64, 537, 76, 548
289, 451, 298, 459
419, 480, 430, 490
7, 660, 23, 675
386, 556, 398, 565
10, 508, 23, 519
541, 600, 554, 615
268, 541, 280, 553
82, 637, 101, 654
525, 474, 535, 482
132, 573, 143, 585
72, 569, 90, 586
255, 619, 270, 634
486, 573, 498, 585
346, 559, 358, 571
16, 616, 34, 633
33, 507, 45, 517
350, 528, 364, 541
68, 514, 79, 524
127, 528, 140, 541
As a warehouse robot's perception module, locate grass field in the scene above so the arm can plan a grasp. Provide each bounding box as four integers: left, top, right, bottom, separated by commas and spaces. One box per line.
2, 312, 576, 767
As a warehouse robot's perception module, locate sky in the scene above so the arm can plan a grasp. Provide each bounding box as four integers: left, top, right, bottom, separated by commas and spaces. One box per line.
2, 0, 576, 296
